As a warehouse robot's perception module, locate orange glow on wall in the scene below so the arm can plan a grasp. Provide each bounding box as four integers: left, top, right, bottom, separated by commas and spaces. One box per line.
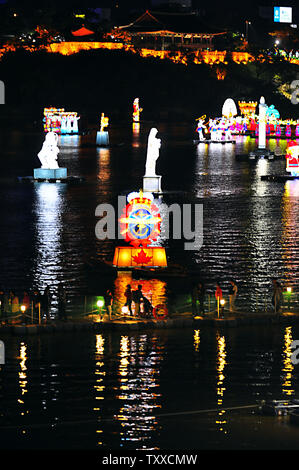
0, 40, 295, 71
47, 42, 124, 55
231, 52, 254, 64
113, 246, 167, 268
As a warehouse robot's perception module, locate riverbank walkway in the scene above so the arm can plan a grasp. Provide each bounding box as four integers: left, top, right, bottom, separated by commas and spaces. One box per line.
1, 308, 299, 336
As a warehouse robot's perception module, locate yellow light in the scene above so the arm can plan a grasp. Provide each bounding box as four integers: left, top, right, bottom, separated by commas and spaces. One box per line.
287, 287, 292, 294
220, 299, 225, 306
122, 306, 129, 314
20, 305, 26, 313
97, 300, 104, 308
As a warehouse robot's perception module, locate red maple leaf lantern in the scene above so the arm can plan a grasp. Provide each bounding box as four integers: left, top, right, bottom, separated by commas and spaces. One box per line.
132, 249, 153, 265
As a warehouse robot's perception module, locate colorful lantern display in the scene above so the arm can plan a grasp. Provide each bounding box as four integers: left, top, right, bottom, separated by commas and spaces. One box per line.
43, 108, 80, 134
266, 104, 280, 120
133, 98, 142, 122
195, 115, 207, 141
285, 141, 299, 176
238, 101, 258, 117
222, 98, 238, 118
100, 113, 109, 132
285, 121, 292, 138
113, 190, 167, 268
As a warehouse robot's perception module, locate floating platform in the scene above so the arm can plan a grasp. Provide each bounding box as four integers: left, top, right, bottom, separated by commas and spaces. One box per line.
259, 399, 299, 416
261, 175, 299, 182
17, 176, 85, 185
236, 153, 279, 161
193, 139, 235, 144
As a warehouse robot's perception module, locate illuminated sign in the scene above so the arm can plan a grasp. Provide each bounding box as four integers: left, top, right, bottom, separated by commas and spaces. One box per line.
274, 6, 292, 23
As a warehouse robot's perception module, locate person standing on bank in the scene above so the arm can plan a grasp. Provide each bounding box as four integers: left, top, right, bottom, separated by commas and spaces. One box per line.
215, 282, 223, 313
133, 285, 143, 317
32, 289, 42, 323
124, 284, 133, 316
215, 282, 223, 301
22, 291, 31, 324
42, 286, 52, 322
191, 283, 199, 316
198, 282, 205, 315
58, 284, 67, 321
11, 291, 20, 320
228, 280, 238, 312
272, 278, 282, 314
105, 289, 113, 320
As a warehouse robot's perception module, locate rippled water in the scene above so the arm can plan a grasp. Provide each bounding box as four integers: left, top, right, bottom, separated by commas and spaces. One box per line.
0, 123, 298, 312
1, 325, 299, 450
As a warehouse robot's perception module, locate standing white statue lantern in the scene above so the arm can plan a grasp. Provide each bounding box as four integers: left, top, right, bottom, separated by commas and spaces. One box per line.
145, 128, 161, 176
143, 128, 162, 192
258, 96, 267, 150
38, 132, 60, 169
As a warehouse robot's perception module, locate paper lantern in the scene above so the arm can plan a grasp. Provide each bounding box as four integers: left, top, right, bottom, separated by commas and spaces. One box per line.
113, 246, 167, 268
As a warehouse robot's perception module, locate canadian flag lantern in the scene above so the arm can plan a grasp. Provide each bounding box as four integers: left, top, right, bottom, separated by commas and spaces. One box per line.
113, 190, 167, 268
286, 141, 299, 176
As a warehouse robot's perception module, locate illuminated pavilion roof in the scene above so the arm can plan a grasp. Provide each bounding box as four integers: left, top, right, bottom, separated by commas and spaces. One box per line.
115, 10, 227, 38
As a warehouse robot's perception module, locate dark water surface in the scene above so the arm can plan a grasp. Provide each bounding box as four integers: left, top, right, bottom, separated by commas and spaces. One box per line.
1, 123, 299, 450
1, 325, 299, 450
0, 123, 298, 312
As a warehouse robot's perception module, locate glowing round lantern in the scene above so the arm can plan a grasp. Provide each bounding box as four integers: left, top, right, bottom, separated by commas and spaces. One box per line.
222, 98, 238, 118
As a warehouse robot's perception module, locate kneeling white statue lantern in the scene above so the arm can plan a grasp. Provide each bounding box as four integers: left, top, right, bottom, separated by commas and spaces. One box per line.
34, 132, 67, 180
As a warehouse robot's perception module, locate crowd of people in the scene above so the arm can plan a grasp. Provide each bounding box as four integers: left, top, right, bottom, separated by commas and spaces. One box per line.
191, 278, 285, 316
0, 278, 287, 325
0, 284, 67, 324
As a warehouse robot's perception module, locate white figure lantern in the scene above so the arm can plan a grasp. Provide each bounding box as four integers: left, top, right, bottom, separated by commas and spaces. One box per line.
222, 98, 238, 118
37, 132, 60, 169
258, 96, 267, 150
145, 128, 161, 177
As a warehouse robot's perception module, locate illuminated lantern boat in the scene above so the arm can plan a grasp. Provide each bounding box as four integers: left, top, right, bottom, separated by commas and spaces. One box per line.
113, 190, 167, 269
43, 108, 80, 134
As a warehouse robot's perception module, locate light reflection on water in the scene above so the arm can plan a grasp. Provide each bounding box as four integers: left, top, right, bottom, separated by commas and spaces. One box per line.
0, 126, 299, 310
115, 334, 162, 450
1, 325, 299, 449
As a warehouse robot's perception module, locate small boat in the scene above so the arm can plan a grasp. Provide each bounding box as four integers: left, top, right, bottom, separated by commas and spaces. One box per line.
259, 399, 299, 416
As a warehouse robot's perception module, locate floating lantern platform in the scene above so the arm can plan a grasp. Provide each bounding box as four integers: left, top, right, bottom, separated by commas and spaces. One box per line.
193, 139, 236, 144
261, 174, 299, 182
18, 175, 85, 184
